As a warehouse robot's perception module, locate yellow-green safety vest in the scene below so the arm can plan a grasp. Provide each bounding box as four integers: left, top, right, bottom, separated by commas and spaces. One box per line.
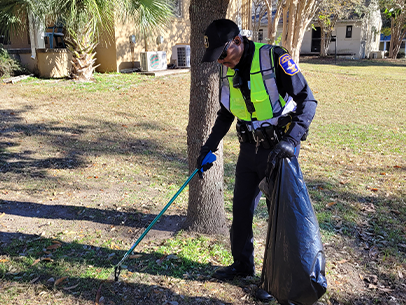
219, 42, 296, 128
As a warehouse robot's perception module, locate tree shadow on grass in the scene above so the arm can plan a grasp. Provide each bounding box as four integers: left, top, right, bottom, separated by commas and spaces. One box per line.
0, 233, 246, 305
0, 199, 187, 246
0, 106, 188, 185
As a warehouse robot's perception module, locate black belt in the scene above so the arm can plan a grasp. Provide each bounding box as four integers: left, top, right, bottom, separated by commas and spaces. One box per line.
236, 121, 282, 150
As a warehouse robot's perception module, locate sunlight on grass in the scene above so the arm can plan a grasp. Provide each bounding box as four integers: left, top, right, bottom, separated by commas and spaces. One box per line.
148, 234, 232, 278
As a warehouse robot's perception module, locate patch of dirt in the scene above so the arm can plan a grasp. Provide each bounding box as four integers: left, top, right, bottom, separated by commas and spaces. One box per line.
323, 237, 406, 305
0, 188, 184, 247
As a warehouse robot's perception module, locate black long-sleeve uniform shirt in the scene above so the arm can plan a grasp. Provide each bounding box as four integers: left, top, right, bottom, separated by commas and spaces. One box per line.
204, 38, 317, 152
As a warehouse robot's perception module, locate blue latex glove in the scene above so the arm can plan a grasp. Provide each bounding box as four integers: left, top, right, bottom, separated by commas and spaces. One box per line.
196, 146, 214, 178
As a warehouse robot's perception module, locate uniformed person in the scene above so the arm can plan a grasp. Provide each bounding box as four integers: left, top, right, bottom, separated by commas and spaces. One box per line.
197, 19, 317, 301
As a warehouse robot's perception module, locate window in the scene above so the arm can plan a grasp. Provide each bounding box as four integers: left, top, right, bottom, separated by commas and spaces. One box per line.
346, 25, 352, 38
258, 29, 263, 41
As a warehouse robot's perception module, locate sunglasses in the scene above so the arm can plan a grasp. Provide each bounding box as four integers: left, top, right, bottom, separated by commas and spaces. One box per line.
218, 40, 233, 60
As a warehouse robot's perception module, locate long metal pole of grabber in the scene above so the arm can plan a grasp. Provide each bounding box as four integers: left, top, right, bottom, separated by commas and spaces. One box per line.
114, 168, 199, 280
114, 151, 216, 281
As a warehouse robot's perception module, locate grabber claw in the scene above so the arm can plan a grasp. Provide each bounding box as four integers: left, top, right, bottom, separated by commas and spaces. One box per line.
114, 265, 121, 281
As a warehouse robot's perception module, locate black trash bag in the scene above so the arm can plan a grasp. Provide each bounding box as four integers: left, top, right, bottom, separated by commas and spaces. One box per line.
260, 156, 327, 305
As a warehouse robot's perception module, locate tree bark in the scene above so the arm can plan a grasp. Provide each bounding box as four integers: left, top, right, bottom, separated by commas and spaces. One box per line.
281, 0, 321, 63
389, 11, 406, 59
266, 0, 284, 44
318, 14, 338, 57
184, 0, 229, 235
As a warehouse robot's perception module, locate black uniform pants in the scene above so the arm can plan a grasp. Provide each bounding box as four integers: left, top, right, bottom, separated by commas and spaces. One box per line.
230, 141, 300, 272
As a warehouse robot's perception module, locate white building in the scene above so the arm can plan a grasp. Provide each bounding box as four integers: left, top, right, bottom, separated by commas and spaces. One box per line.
380, 35, 406, 58
253, 2, 382, 59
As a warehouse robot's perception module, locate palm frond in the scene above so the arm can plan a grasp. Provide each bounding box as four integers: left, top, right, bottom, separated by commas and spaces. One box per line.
121, 0, 173, 31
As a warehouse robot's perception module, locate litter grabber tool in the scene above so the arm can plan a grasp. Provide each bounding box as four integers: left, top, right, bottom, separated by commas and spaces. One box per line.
114, 151, 216, 281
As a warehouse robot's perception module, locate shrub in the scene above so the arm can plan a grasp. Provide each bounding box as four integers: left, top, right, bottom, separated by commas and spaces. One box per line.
0, 44, 27, 78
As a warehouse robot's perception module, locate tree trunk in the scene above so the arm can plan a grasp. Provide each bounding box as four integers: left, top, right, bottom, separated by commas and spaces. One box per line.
319, 23, 327, 57
282, 2, 288, 46
389, 11, 406, 59
281, 0, 321, 63
64, 24, 99, 82
319, 15, 337, 57
184, 0, 229, 235
266, 0, 284, 44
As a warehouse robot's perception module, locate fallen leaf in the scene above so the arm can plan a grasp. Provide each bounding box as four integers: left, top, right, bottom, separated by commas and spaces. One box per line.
63, 283, 79, 290
31, 258, 41, 266
55, 276, 68, 286
337, 259, 348, 264
52, 240, 62, 244
30, 276, 40, 284
370, 188, 378, 192
369, 246, 379, 259
359, 273, 364, 280
365, 274, 378, 284
394, 165, 401, 168
46, 244, 61, 250
41, 257, 54, 262
378, 287, 393, 292
399, 271, 403, 279
326, 202, 337, 208
95, 283, 103, 304
128, 254, 142, 259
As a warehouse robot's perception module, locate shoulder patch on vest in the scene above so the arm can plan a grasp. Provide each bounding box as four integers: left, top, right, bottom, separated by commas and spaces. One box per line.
279, 53, 299, 76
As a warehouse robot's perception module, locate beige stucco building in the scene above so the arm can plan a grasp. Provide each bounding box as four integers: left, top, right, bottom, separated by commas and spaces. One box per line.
98, 0, 253, 72
3, 0, 253, 76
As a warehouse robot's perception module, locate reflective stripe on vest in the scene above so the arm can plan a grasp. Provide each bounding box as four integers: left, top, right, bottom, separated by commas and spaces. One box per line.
220, 42, 296, 126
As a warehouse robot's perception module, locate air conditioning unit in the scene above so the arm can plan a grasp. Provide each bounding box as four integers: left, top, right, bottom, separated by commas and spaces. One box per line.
171, 45, 190, 68
140, 51, 167, 72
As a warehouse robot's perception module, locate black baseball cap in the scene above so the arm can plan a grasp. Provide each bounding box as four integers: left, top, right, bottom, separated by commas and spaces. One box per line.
202, 19, 240, 62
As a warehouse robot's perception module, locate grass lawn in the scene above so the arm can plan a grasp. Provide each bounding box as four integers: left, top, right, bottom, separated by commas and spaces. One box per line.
0, 58, 405, 304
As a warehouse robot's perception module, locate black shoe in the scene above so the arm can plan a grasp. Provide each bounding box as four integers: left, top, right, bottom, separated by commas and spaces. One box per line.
255, 288, 275, 302
212, 263, 254, 281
